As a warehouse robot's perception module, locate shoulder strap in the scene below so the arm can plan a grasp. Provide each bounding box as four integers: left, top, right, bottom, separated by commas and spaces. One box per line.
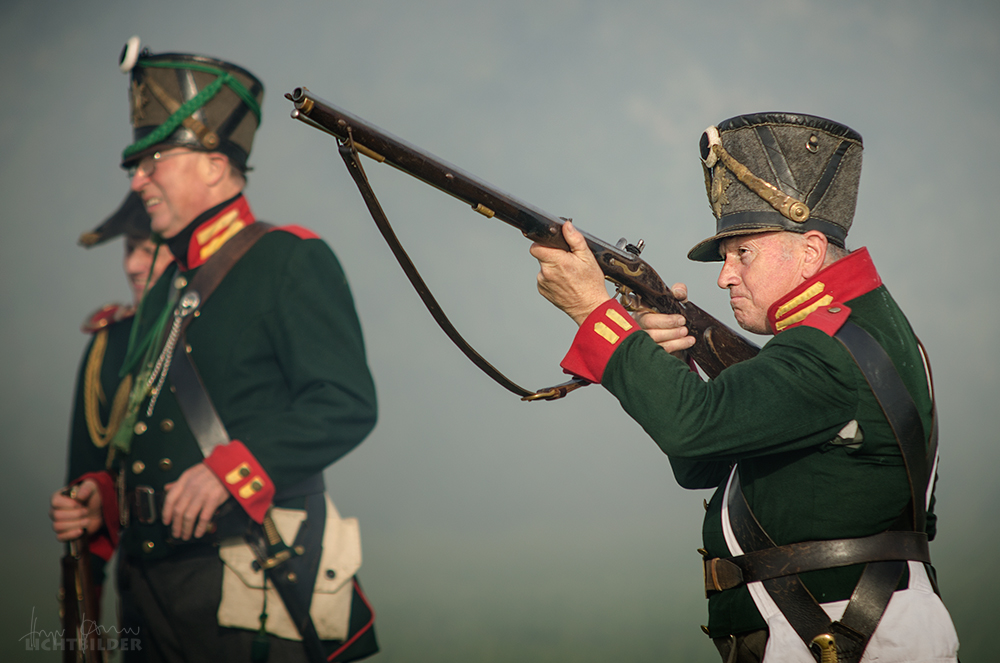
167, 221, 273, 456
179, 221, 274, 339
163, 222, 331, 662
720, 321, 936, 661
833, 321, 934, 532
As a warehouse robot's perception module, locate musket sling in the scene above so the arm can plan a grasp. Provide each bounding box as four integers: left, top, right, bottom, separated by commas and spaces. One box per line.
336, 135, 588, 401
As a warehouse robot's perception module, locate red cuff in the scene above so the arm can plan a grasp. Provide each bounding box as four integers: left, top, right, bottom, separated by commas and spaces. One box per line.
203, 440, 275, 523
73, 471, 119, 561
559, 299, 639, 384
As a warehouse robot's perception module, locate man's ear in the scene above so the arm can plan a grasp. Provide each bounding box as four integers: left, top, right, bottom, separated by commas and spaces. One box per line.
801, 231, 829, 279
200, 152, 232, 187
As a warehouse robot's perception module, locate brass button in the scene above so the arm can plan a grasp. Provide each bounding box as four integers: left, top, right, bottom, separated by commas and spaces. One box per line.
158, 458, 173, 471
174, 276, 187, 289
828, 306, 842, 314
240, 467, 251, 478
160, 418, 175, 432
143, 540, 155, 552
132, 461, 146, 474
250, 480, 263, 492
286, 572, 298, 583
134, 421, 148, 435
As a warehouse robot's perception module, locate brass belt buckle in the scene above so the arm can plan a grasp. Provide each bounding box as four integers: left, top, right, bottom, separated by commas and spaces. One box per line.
703, 556, 744, 597
704, 558, 723, 596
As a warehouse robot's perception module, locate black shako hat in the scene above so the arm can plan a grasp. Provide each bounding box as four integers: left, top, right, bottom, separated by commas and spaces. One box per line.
78, 191, 152, 247
687, 112, 863, 262
118, 36, 264, 172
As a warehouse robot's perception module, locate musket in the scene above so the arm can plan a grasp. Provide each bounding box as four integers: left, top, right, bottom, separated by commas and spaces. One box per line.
285, 87, 759, 384
58, 487, 106, 663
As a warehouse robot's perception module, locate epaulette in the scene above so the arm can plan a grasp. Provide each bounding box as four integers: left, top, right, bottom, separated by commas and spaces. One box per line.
271, 224, 320, 240
799, 303, 852, 337
81, 303, 135, 334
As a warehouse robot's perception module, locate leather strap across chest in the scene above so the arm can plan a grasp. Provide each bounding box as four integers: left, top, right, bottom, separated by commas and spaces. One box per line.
166, 221, 272, 456
709, 321, 938, 662
159, 222, 331, 662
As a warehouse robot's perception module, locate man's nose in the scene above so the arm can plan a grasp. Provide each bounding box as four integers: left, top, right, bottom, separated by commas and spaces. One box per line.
129, 168, 149, 191
124, 251, 145, 276
717, 259, 738, 289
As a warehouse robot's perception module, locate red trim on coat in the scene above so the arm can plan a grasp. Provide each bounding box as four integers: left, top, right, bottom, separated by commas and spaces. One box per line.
767, 247, 882, 335
327, 578, 376, 661
272, 224, 320, 240
184, 196, 257, 269
81, 303, 135, 334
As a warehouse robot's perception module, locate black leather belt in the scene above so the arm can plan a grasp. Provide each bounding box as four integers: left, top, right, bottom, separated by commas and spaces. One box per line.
126, 473, 325, 530
704, 530, 930, 595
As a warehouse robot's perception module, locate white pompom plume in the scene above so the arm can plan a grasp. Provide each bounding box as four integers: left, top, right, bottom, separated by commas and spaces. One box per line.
119, 36, 141, 73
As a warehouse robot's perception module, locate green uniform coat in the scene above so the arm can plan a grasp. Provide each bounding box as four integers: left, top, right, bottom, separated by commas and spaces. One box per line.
561, 248, 937, 638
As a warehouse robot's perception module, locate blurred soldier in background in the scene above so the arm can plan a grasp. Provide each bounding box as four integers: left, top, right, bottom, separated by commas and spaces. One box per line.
50, 38, 378, 663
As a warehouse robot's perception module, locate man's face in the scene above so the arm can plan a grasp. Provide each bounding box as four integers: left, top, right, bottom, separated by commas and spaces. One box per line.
129, 148, 209, 238
717, 231, 810, 335
124, 236, 175, 306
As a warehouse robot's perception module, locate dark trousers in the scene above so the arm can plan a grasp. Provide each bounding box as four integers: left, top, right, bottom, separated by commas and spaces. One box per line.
118, 544, 379, 663
713, 629, 768, 663
118, 545, 319, 663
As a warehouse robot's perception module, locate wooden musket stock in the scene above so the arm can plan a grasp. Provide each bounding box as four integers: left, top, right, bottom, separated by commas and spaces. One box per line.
286, 88, 759, 379
59, 488, 105, 662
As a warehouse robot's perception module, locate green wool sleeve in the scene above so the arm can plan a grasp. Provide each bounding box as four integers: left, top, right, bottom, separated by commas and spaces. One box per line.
666, 456, 732, 490
601, 327, 861, 461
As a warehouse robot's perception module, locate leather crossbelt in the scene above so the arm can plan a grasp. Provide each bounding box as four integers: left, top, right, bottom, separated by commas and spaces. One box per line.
715, 321, 939, 663
703, 530, 930, 595
160, 222, 332, 663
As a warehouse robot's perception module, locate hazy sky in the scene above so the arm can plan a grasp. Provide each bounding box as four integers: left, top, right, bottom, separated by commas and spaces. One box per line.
2, 1, 998, 661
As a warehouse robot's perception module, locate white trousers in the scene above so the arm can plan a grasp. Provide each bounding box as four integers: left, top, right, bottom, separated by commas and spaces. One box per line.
720, 468, 959, 663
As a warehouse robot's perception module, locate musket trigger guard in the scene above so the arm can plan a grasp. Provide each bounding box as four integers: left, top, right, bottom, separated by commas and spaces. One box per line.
616, 285, 642, 311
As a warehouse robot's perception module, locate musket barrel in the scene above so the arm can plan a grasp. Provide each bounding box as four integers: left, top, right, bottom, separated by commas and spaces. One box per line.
286, 88, 760, 378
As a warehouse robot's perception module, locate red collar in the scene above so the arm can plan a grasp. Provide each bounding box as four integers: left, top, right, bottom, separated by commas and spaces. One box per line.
767, 248, 882, 334
183, 196, 256, 269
